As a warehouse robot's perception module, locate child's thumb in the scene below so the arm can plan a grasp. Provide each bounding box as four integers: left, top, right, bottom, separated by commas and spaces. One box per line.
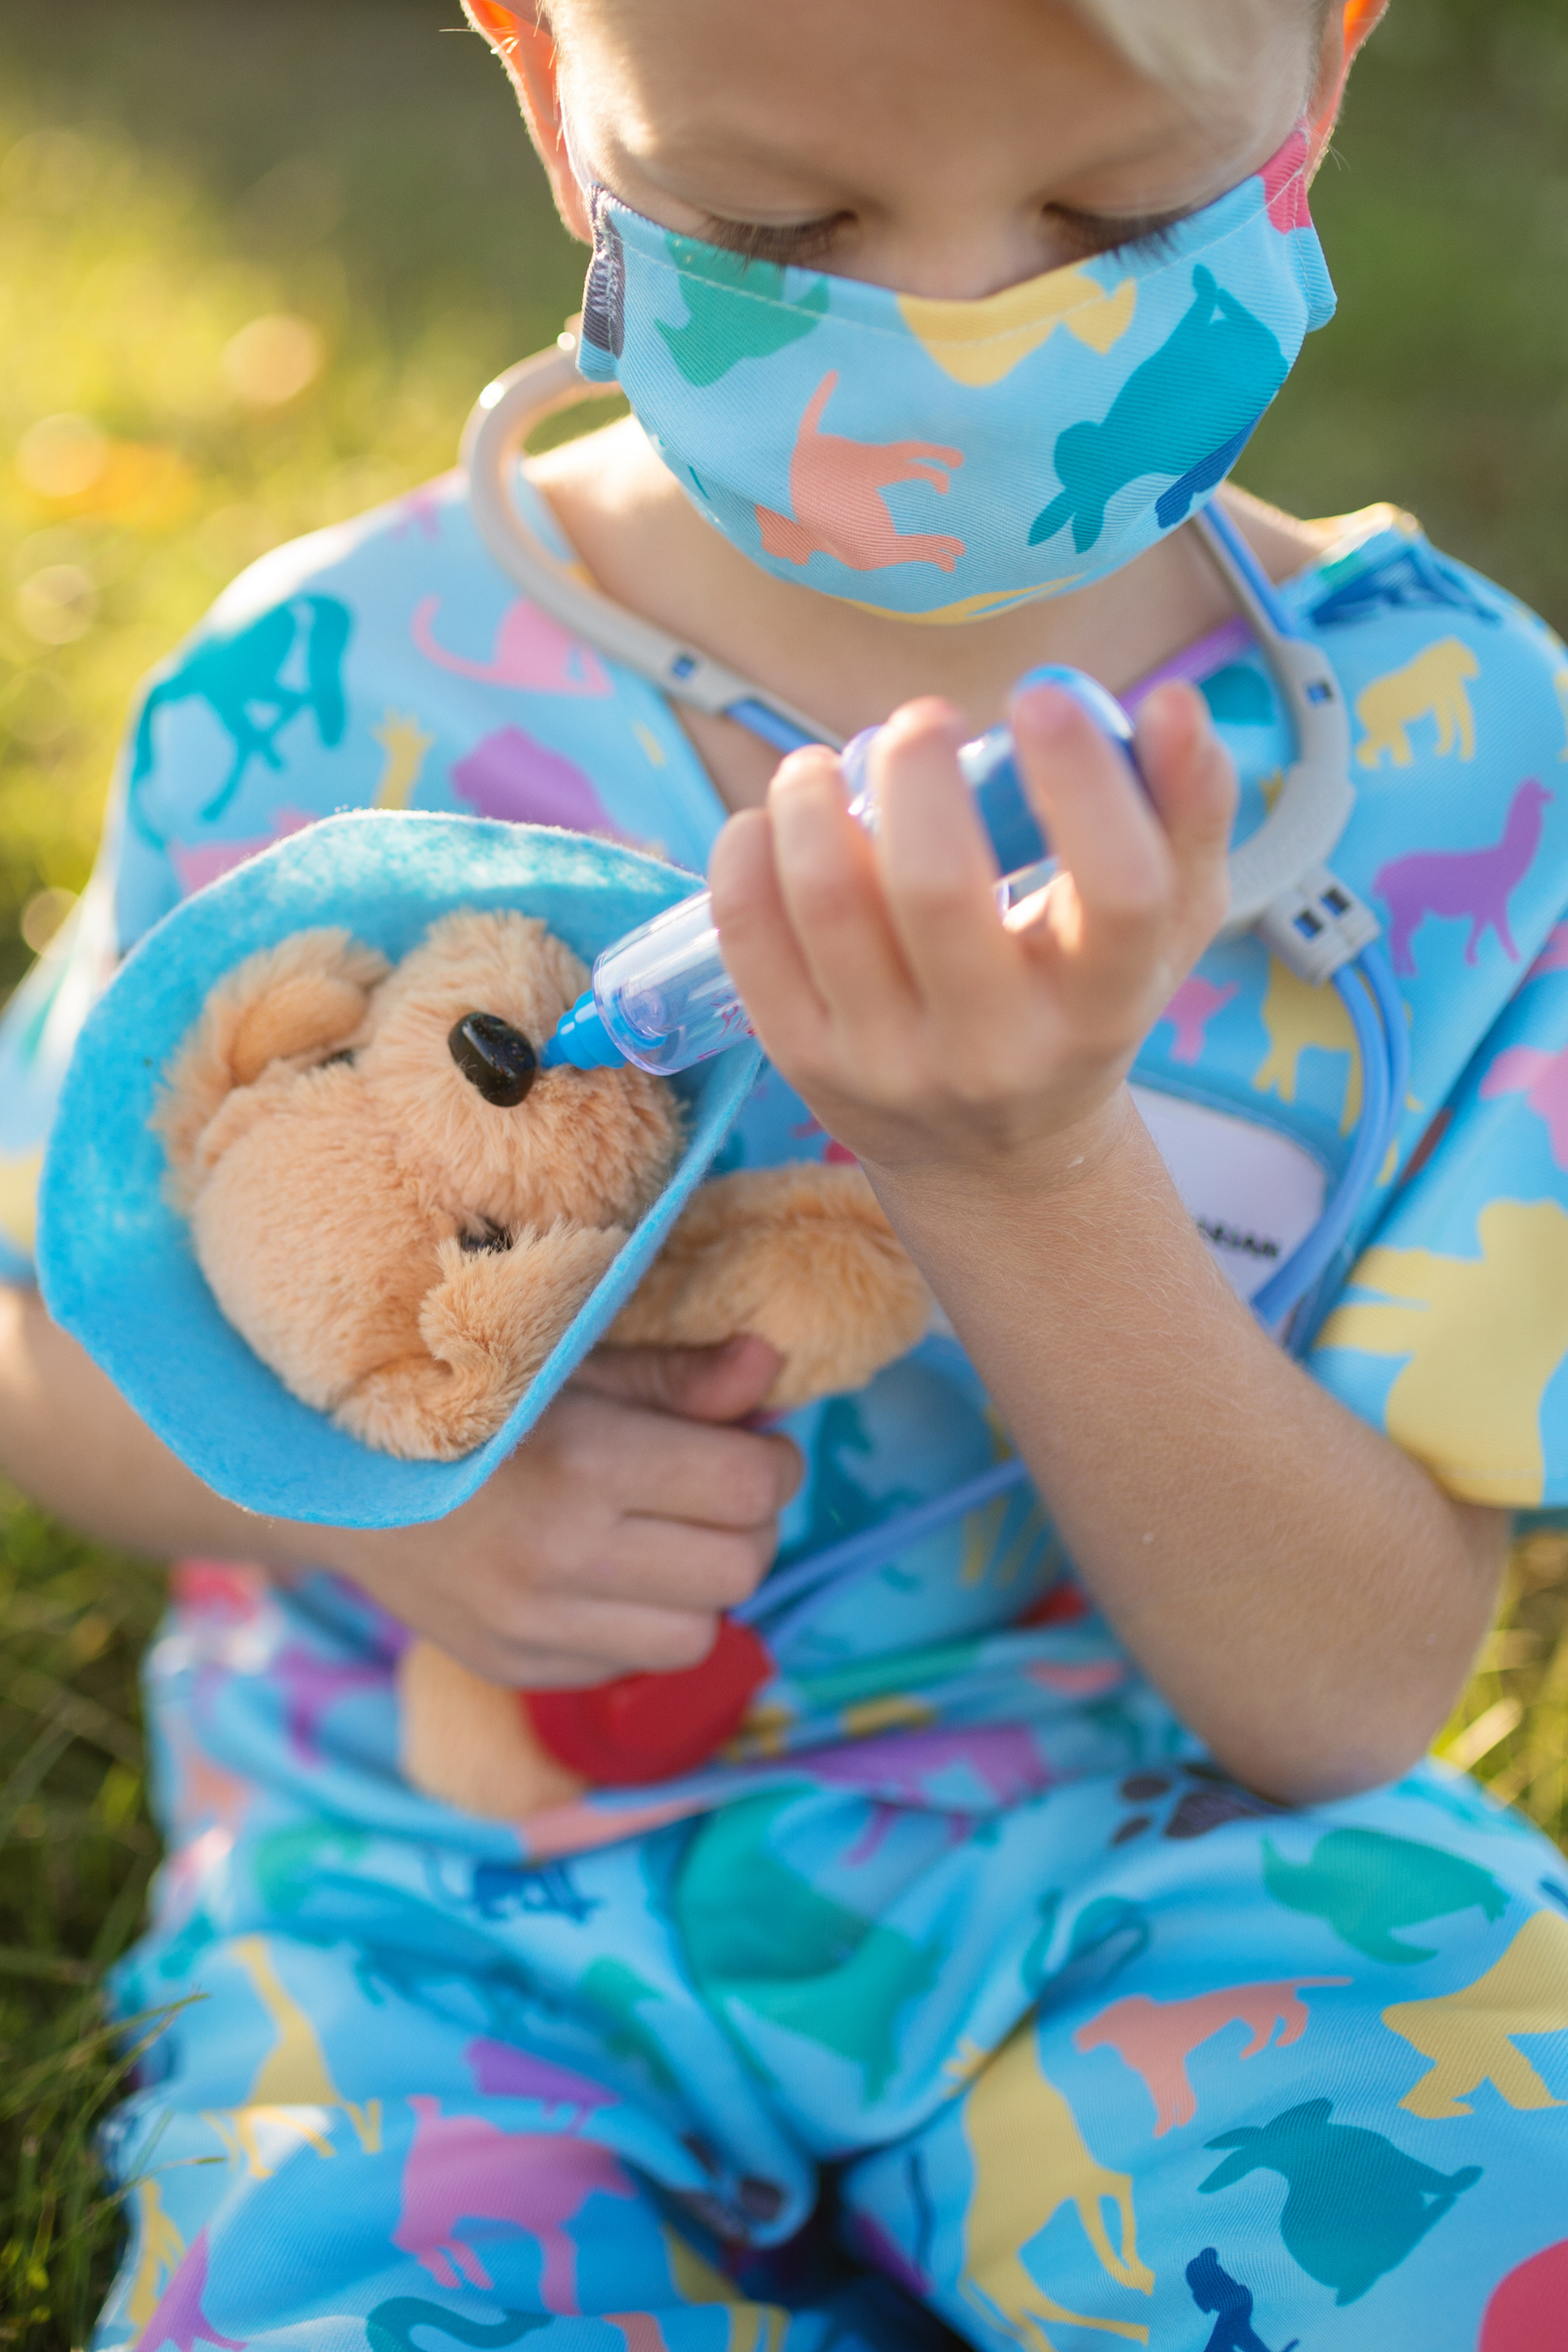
575, 1333, 786, 1425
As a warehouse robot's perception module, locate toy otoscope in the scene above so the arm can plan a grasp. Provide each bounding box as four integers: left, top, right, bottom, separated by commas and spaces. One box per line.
541, 665, 1135, 1076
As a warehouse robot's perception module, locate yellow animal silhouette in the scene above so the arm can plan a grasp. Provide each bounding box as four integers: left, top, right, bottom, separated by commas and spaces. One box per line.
206, 2102, 335, 2179
1252, 956, 1362, 1132
900, 269, 1137, 387
1354, 637, 1480, 769
662, 2235, 788, 2352
124, 2177, 184, 2326
372, 709, 436, 809
960, 2018, 1153, 2351
1383, 1908, 1568, 2119
1316, 1200, 1568, 1505
229, 1934, 381, 2162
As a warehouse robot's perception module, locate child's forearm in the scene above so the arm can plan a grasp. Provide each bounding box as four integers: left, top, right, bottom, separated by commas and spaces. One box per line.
0, 1285, 796, 1690
870, 1092, 1507, 1805
0, 1282, 313, 1565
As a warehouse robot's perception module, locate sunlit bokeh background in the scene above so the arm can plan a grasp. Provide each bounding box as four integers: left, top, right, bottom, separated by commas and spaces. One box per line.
1, 0, 1566, 2335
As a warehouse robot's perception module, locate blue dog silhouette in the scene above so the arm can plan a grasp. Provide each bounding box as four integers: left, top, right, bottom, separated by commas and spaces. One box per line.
1200, 2097, 1481, 2305
130, 593, 352, 839
1185, 2246, 1298, 2352
1029, 265, 1287, 554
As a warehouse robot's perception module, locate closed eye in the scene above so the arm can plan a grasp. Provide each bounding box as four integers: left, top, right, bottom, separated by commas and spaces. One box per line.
1046, 202, 1192, 264
696, 210, 855, 268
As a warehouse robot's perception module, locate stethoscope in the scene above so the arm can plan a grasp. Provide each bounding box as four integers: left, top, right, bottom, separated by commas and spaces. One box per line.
449, 327, 1412, 1727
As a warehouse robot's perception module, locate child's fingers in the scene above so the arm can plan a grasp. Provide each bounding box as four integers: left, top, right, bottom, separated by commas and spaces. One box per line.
868, 700, 1023, 1033
1132, 681, 1238, 939
1007, 681, 1175, 990
765, 746, 920, 1030
708, 802, 833, 1067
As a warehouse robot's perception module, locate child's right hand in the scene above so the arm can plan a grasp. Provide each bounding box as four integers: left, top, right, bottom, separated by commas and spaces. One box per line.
319, 1334, 801, 1690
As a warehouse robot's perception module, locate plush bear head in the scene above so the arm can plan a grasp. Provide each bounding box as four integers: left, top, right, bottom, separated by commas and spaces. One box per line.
154, 907, 684, 1459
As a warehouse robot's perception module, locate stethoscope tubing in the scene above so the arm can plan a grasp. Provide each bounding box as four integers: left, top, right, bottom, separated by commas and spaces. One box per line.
460, 345, 1412, 1626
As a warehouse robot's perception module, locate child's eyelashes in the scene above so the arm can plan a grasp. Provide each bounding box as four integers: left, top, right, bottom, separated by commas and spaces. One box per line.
1045, 204, 1192, 265
692, 202, 1194, 279
696, 212, 855, 268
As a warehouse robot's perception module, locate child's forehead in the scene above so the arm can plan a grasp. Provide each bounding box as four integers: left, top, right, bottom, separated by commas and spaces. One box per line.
551, 0, 1322, 196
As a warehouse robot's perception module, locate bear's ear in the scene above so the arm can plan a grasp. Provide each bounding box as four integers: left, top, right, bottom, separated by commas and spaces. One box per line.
154, 929, 390, 1190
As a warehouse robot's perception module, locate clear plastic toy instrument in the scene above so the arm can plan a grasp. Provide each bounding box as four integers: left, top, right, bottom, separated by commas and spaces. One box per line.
464, 329, 1409, 1358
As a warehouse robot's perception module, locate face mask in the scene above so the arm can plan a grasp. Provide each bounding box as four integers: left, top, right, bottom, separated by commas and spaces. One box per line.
574, 127, 1335, 620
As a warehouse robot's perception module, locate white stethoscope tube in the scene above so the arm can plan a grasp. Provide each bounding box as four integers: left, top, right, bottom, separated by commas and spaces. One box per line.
461, 328, 1405, 1347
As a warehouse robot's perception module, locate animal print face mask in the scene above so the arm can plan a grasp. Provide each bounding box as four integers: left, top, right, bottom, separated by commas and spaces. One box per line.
574, 128, 1334, 620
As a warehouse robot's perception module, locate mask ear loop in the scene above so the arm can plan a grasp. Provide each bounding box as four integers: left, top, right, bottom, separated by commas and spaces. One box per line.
462, 325, 841, 755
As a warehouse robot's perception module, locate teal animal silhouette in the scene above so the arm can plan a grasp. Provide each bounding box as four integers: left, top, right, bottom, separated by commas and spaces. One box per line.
1028, 266, 1287, 553
1262, 1827, 1507, 1963
658, 236, 828, 385
131, 594, 352, 836
251, 1819, 369, 1914
367, 2304, 549, 2352
577, 1955, 678, 2092
1200, 2097, 1481, 2305
677, 1788, 939, 2096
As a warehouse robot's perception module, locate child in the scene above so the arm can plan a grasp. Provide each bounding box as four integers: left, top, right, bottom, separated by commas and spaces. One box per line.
4, 0, 1568, 2340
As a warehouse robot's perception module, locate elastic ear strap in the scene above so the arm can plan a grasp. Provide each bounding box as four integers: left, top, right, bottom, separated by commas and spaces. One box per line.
461, 334, 842, 748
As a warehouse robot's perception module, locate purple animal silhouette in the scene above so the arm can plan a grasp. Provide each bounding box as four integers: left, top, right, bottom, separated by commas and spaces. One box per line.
1157, 974, 1239, 1064
1373, 779, 1551, 977
812, 1724, 1051, 1865
451, 726, 643, 847
133, 2230, 245, 2352
1481, 1042, 1568, 1166
392, 2095, 636, 2304
269, 1642, 387, 1765
413, 595, 610, 696
463, 2036, 619, 2125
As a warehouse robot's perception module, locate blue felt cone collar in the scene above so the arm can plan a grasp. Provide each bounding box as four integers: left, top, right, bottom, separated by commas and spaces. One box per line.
37, 811, 760, 1528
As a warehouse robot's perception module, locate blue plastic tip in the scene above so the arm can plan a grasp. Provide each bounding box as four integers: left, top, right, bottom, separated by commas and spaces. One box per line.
542, 990, 626, 1071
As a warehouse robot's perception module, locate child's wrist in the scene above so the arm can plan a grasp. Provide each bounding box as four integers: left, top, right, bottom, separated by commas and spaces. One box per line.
861, 1084, 1138, 1223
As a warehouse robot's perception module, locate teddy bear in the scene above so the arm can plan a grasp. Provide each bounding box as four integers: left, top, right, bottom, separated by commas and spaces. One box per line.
154, 905, 931, 1817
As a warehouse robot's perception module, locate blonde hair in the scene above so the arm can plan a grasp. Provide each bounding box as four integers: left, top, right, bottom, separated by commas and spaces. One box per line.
1068, 0, 1324, 91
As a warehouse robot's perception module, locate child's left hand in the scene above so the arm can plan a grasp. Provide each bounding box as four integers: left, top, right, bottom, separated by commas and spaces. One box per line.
709, 678, 1237, 1191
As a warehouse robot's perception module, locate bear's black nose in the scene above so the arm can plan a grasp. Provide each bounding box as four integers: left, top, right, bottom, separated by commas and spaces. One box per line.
448, 1012, 537, 1106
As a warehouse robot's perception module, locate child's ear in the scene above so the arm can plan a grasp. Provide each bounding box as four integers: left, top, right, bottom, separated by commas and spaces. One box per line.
1306, 0, 1390, 167
464, 2, 593, 243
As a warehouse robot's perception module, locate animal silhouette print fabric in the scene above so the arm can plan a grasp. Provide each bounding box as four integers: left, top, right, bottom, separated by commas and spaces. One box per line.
2, 469, 1564, 2344
575, 128, 1335, 617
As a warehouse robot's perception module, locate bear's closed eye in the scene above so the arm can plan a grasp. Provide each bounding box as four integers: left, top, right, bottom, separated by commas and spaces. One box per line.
459, 1222, 513, 1254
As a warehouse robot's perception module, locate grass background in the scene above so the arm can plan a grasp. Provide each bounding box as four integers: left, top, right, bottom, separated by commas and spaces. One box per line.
2, 0, 1567, 2337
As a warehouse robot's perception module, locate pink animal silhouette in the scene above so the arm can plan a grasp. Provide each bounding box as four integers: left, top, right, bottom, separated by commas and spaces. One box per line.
412, 595, 611, 696
1157, 973, 1239, 1063
1480, 2234, 1568, 2352
392, 2095, 637, 2304
1481, 1042, 1568, 1167
463, 2035, 619, 2125
1373, 779, 1552, 977
133, 2229, 245, 2352
170, 806, 317, 897
758, 371, 965, 574
1073, 1977, 1348, 2136
450, 725, 642, 846
1262, 124, 1311, 233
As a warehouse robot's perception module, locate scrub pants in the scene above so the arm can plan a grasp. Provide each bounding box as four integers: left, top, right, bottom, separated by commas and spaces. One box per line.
101, 1566, 1568, 2352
